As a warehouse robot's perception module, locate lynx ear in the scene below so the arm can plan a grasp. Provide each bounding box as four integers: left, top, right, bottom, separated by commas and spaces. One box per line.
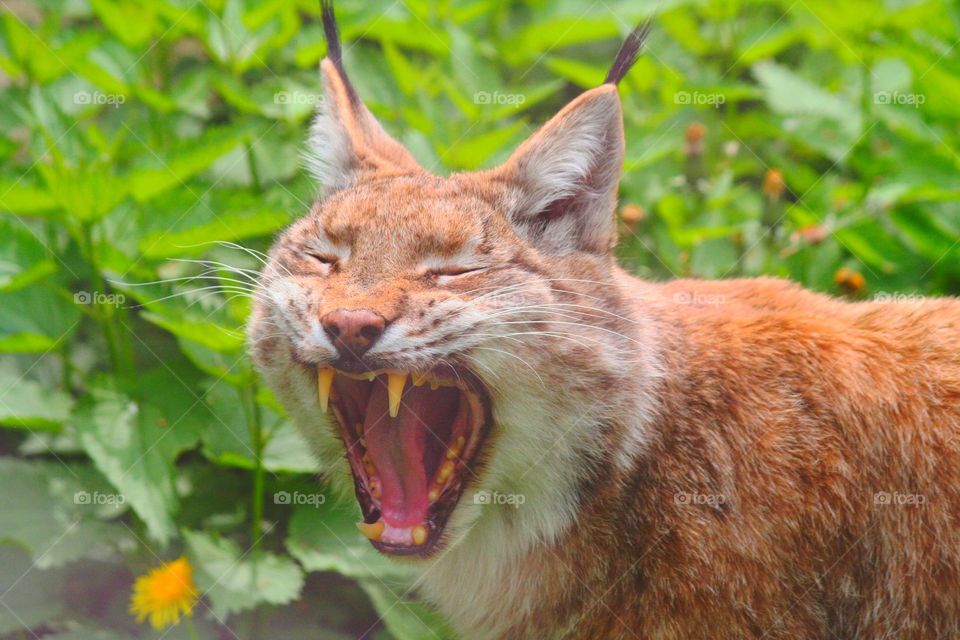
489, 85, 625, 254
306, 2, 422, 193
485, 22, 650, 254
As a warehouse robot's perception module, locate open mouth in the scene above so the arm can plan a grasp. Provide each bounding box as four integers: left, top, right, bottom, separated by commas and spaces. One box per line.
317, 367, 490, 556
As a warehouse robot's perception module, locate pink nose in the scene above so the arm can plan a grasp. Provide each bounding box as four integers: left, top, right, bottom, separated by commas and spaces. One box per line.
321, 309, 386, 357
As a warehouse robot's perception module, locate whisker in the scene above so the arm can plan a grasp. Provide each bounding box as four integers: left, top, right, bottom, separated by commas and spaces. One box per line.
468, 346, 546, 388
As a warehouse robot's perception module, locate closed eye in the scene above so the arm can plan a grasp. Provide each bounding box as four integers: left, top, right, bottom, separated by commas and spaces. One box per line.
306, 252, 338, 273
427, 266, 486, 282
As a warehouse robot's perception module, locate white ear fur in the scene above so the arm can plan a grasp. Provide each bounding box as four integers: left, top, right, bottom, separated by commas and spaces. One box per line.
306, 103, 355, 193
493, 85, 625, 253
305, 59, 422, 194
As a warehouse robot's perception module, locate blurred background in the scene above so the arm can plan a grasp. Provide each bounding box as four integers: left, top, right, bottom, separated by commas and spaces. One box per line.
0, 0, 958, 638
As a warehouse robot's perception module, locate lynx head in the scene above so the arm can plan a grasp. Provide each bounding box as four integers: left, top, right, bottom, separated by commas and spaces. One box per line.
248, 2, 656, 559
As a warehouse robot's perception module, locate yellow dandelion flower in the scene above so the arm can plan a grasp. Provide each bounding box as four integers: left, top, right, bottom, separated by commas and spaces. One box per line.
129, 557, 199, 630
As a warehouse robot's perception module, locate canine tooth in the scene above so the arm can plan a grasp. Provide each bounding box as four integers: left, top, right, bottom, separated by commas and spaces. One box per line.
412, 524, 428, 546
357, 520, 384, 541
387, 372, 407, 418
367, 372, 376, 381
317, 367, 335, 412
437, 460, 455, 483
428, 486, 440, 502
412, 373, 426, 387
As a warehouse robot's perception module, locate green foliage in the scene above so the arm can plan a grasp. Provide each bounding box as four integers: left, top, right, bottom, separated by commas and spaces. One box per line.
0, 0, 957, 638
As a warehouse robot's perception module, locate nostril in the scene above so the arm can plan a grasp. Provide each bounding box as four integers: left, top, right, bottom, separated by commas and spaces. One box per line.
360, 324, 383, 340
327, 325, 341, 338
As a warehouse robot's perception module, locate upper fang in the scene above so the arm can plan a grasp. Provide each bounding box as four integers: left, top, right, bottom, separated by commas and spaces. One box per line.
317, 367, 335, 412
387, 372, 407, 418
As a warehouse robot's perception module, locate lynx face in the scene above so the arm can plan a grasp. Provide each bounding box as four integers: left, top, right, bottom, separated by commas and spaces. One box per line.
248, 5, 652, 558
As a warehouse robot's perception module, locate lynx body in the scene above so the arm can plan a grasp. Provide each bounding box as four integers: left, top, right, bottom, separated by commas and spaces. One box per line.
248, 5, 960, 638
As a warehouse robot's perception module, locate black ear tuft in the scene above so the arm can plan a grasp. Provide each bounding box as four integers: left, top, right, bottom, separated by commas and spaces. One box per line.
320, 0, 359, 104
604, 20, 652, 85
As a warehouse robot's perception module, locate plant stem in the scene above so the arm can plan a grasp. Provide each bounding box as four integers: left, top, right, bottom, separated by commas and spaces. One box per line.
78, 224, 117, 368
246, 138, 262, 193
59, 339, 73, 391
185, 615, 201, 640
242, 381, 267, 640
77, 222, 136, 383
242, 381, 266, 551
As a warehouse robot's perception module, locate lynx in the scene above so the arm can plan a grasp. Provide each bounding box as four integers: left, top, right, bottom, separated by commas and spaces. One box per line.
248, 3, 960, 638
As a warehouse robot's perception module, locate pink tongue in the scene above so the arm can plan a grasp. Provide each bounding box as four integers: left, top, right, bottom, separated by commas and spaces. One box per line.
363, 382, 459, 527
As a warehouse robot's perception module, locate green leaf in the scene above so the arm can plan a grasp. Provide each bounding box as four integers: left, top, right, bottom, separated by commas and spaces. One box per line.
502, 17, 620, 65
126, 126, 249, 203
545, 56, 607, 88
89, 0, 158, 47
0, 545, 64, 634
200, 382, 320, 473
287, 503, 411, 581
0, 179, 59, 216
359, 18, 450, 55
134, 190, 292, 259
890, 205, 960, 267
113, 275, 248, 354
0, 286, 81, 354
0, 362, 73, 430
752, 62, 856, 123
184, 530, 305, 618
37, 162, 127, 223
360, 580, 456, 640
752, 61, 862, 160
74, 388, 200, 544
141, 311, 245, 353
3, 13, 68, 82
0, 459, 133, 569
45, 629, 137, 640
0, 217, 57, 292
439, 121, 526, 170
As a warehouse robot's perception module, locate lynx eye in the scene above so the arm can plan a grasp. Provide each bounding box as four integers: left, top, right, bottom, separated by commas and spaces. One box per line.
306, 252, 338, 273
427, 266, 485, 283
